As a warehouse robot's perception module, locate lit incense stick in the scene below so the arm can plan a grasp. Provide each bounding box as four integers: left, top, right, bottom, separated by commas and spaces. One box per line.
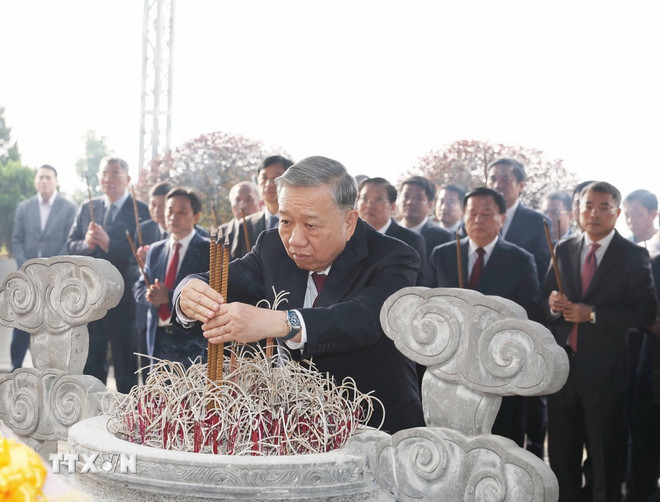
456, 231, 464, 288
543, 220, 564, 295
130, 185, 143, 247
85, 176, 95, 224
125, 230, 150, 288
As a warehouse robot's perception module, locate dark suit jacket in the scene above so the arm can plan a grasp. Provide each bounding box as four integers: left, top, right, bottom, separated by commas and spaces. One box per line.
174, 219, 424, 433
504, 203, 551, 285
133, 231, 210, 356
11, 194, 77, 267
426, 237, 541, 321
67, 195, 150, 281
419, 219, 452, 260
218, 218, 260, 261
385, 218, 426, 285
543, 231, 657, 391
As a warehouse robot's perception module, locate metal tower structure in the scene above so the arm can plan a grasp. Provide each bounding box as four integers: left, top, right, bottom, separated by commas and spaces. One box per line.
139, 0, 174, 177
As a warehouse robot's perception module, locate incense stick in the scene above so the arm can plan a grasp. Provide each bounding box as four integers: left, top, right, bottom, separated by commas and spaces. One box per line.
125, 230, 151, 288
456, 231, 464, 288
85, 176, 95, 224
241, 209, 252, 253
130, 185, 143, 247
543, 220, 564, 295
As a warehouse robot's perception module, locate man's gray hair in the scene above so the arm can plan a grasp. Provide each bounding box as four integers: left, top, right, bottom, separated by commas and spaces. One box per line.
229, 180, 260, 201
275, 156, 357, 211
100, 156, 129, 173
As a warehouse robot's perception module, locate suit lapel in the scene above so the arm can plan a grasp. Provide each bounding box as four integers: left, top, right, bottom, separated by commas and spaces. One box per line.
567, 237, 584, 301
584, 232, 622, 299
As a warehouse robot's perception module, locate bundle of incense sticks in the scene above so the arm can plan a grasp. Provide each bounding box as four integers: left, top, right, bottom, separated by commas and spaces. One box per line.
207, 227, 230, 383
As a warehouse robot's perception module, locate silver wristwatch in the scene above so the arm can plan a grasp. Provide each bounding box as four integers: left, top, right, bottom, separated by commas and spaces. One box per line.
282, 310, 301, 341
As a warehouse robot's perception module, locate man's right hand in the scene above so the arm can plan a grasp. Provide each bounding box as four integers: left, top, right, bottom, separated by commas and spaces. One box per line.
179, 278, 224, 324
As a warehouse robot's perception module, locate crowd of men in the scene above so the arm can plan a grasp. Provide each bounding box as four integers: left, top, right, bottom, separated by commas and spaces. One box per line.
9, 155, 660, 501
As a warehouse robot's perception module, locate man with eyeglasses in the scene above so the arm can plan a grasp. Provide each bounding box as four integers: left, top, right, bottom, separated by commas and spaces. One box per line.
397, 175, 452, 260
67, 157, 150, 393
544, 181, 657, 502
357, 177, 426, 285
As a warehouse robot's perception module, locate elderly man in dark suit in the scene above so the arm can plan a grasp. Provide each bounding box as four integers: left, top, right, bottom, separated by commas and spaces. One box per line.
174, 156, 424, 434
357, 177, 426, 285
425, 187, 540, 446
67, 157, 150, 393
218, 180, 262, 260
544, 181, 657, 502
133, 188, 209, 368
397, 175, 452, 259
10, 164, 76, 369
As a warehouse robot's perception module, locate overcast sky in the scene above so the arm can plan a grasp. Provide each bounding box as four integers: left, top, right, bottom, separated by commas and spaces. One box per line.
2, 1, 659, 206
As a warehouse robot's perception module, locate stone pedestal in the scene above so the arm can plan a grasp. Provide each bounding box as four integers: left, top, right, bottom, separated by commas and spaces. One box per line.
0, 257, 16, 372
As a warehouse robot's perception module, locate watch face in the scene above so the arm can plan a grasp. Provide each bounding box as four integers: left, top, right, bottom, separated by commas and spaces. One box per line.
287, 310, 301, 329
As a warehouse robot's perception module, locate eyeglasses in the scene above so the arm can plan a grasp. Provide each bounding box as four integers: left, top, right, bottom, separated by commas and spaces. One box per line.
582, 204, 617, 214
358, 197, 389, 206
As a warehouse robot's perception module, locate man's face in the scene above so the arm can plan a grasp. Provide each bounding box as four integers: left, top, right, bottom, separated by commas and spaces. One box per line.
487, 164, 524, 209
464, 195, 505, 247
278, 185, 358, 272
357, 183, 395, 229
542, 198, 572, 240
623, 200, 657, 241
257, 163, 287, 206
435, 189, 463, 227
99, 161, 130, 202
149, 195, 167, 225
231, 185, 260, 220
398, 183, 433, 226
579, 190, 621, 241
166, 195, 200, 238
34, 167, 57, 200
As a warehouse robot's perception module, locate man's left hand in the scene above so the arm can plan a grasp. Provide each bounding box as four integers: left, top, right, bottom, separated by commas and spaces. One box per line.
561, 302, 592, 323
203, 303, 290, 344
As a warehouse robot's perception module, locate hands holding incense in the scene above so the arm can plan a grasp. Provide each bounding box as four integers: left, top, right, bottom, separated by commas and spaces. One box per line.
548, 290, 593, 324
179, 278, 296, 344
84, 221, 111, 252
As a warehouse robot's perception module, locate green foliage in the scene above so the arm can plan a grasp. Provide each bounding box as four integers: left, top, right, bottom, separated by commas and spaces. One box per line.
72, 130, 111, 203
146, 131, 290, 228
403, 139, 579, 209
0, 106, 21, 164
0, 161, 36, 253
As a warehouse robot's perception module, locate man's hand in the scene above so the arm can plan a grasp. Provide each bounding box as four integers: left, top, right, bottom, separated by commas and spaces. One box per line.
548, 290, 571, 312
137, 245, 149, 266
146, 278, 169, 306
179, 278, 224, 323
202, 303, 290, 345
86, 222, 110, 252
561, 302, 593, 323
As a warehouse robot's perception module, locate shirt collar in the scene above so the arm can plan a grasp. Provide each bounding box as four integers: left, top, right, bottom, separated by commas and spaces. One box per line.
38, 191, 57, 206
584, 229, 616, 249
468, 235, 498, 256
404, 217, 429, 234
376, 218, 393, 234
104, 190, 130, 210
169, 228, 196, 249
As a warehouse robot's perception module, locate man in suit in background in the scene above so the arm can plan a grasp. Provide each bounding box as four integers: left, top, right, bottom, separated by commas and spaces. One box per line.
398, 175, 452, 259
10, 164, 76, 369
487, 157, 551, 458
623, 189, 658, 246
435, 183, 466, 236
133, 187, 209, 368
426, 187, 540, 445
357, 177, 426, 285
544, 181, 657, 502
67, 157, 151, 393
219, 180, 261, 260
541, 191, 574, 244
242, 155, 294, 239
174, 156, 424, 434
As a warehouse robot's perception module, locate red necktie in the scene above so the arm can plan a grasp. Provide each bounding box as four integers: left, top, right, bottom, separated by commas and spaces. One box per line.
158, 242, 181, 321
568, 243, 600, 352
468, 248, 485, 290
312, 273, 327, 307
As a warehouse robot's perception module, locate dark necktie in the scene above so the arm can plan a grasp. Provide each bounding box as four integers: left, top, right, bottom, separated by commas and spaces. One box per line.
312, 273, 327, 307
568, 243, 601, 352
161, 230, 168, 240
158, 242, 181, 321
103, 203, 117, 228
468, 248, 485, 290
268, 215, 279, 230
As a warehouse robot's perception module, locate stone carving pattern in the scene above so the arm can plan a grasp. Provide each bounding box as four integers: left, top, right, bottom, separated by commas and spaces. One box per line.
0, 256, 123, 452
374, 287, 569, 501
